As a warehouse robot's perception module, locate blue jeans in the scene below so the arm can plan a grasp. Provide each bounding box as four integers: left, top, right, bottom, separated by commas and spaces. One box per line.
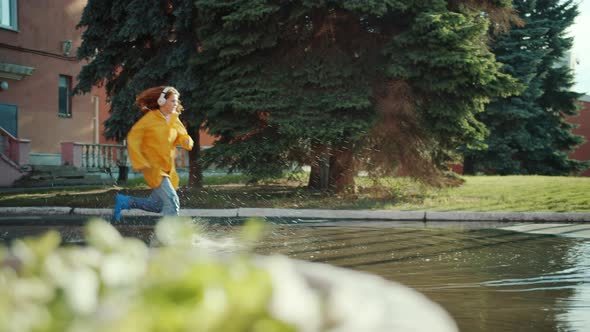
128, 177, 179, 216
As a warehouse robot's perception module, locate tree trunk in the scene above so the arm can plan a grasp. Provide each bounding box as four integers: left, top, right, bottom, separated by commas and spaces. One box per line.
187, 124, 203, 188
308, 143, 330, 190
463, 155, 474, 175
329, 146, 355, 193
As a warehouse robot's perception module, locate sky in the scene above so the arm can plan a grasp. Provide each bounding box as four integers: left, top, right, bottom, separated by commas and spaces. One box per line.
570, 0, 590, 95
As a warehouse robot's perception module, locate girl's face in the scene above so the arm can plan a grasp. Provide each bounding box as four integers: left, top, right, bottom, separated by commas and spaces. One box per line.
160, 93, 179, 115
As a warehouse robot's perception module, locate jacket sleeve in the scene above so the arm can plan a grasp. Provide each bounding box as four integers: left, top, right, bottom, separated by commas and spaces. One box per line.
127, 117, 152, 171
174, 118, 194, 151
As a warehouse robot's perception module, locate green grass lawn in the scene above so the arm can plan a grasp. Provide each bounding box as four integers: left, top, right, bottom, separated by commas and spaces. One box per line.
0, 175, 588, 212
381, 175, 590, 212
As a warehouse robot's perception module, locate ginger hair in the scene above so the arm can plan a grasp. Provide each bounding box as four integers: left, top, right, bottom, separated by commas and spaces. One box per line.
135, 86, 184, 112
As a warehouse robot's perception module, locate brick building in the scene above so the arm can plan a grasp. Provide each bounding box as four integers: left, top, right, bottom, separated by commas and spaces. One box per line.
569, 95, 590, 176
0, 0, 215, 169
0, 0, 109, 165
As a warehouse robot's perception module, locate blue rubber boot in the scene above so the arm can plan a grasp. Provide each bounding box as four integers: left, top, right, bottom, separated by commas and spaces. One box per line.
113, 194, 131, 221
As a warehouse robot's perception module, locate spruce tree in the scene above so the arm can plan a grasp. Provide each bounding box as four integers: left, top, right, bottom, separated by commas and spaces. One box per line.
531, 0, 587, 174
193, 0, 520, 191
75, 0, 206, 187
465, 0, 587, 175
75, 1, 521, 192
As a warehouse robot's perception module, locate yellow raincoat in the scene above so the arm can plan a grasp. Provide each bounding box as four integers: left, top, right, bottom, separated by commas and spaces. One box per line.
127, 109, 193, 189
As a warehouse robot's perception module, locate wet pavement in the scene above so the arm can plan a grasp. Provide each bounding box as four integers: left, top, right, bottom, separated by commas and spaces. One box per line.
3, 219, 588, 332
0, 212, 589, 331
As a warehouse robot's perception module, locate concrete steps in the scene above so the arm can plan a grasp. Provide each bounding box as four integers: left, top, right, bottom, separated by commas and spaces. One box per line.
12, 165, 116, 187
0, 153, 29, 187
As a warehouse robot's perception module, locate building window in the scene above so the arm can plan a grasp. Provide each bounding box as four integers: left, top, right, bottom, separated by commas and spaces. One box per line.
0, 0, 17, 31
58, 75, 72, 117
0, 103, 18, 137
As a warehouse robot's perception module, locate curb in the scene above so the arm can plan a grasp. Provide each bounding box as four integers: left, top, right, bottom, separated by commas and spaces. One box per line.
0, 207, 589, 223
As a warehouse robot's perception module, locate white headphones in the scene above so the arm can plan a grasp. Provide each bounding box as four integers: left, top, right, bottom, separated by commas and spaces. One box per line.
157, 87, 173, 106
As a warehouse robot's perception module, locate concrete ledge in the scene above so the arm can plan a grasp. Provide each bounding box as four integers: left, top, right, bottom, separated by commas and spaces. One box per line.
426, 211, 590, 222
71, 208, 160, 217
0, 207, 72, 215
1, 207, 589, 223
237, 208, 426, 220
116, 210, 160, 217
517, 212, 590, 222
71, 208, 240, 218
182, 209, 239, 217
73, 208, 112, 216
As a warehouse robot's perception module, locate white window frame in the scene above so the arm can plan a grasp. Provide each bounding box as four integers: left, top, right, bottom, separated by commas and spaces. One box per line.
0, 0, 17, 31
